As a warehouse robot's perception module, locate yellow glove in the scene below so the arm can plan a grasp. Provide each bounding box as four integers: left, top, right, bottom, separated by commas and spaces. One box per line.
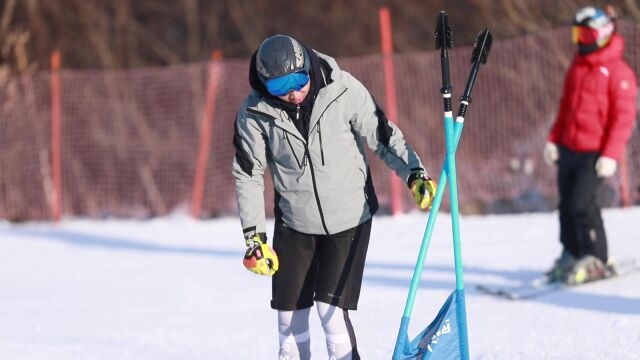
243, 234, 279, 276
409, 170, 437, 209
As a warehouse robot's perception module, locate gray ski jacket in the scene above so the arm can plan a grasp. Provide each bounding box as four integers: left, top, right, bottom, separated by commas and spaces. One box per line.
232, 53, 425, 236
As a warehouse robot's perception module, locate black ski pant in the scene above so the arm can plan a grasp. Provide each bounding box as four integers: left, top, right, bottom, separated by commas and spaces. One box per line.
557, 147, 607, 262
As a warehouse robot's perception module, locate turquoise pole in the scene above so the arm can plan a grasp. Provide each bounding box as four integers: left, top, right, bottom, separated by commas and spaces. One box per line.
445, 115, 470, 359
401, 119, 464, 317
445, 117, 464, 290
393, 117, 467, 360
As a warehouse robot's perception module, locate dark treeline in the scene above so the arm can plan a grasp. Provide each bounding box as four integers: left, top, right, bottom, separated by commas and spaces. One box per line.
0, 0, 637, 76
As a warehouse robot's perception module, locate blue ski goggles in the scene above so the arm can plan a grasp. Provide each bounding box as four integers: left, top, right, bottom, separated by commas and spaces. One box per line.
265, 71, 310, 96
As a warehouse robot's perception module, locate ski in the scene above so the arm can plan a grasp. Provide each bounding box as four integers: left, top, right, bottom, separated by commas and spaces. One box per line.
476, 258, 640, 300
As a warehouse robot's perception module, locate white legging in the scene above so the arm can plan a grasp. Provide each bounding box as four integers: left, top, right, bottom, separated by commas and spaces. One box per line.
278, 301, 357, 360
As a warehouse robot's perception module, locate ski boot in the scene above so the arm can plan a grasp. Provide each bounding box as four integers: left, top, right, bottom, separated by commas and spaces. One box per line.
564, 255, 610, 286
545, 250, 577, 283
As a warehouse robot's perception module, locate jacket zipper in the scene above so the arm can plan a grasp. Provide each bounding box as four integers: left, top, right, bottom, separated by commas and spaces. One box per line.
305, 145, 329, 235
317, 123, 325, 166
304, 89, 350, 234
293, 106, 328, 232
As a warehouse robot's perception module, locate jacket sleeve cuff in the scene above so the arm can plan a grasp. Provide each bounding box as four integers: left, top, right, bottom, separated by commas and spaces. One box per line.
243, 226, 267, 243
406, 168, 426, 188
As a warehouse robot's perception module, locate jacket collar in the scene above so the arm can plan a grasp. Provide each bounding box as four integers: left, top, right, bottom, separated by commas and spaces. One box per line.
576, 33, 624, 67
308, 67, 347, 133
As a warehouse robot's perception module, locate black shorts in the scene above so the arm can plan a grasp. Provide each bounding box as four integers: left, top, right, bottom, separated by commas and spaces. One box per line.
270, 218, 372, 311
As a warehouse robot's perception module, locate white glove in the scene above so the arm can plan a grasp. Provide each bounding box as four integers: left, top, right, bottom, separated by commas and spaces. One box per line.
543, 141, 559, 166
595, 156, 617, 177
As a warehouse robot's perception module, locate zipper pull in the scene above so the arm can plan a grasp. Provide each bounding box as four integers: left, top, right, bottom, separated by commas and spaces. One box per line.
303, 146, 309, 168
296, 105, 300, 120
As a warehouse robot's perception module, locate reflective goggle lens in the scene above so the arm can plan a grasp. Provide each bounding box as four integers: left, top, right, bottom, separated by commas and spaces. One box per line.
266, 71, 310, 96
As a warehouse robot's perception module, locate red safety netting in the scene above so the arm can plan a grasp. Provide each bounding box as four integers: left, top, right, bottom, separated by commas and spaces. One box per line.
1, 23, 638, 221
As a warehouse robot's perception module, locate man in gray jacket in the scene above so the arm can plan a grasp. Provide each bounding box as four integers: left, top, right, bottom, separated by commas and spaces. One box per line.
233, 34, 436, 360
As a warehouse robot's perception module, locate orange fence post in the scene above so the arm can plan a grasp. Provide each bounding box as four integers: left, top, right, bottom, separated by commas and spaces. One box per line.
619, 147, 631, 207
379, 7, 404, 216
191, 50, 223, 219
50, 50, 62, 222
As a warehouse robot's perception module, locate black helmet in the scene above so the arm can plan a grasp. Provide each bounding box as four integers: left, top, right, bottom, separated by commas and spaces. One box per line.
256, 35, 310, 82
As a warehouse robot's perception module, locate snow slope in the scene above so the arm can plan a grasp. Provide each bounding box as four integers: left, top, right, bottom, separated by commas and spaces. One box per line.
1, 207, 639, 359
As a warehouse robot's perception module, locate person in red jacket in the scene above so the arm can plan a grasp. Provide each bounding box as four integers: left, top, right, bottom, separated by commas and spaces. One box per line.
543, 6, 637, 285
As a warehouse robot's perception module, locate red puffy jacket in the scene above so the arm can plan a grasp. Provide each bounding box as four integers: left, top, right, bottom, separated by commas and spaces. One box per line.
549, 33, 637, 160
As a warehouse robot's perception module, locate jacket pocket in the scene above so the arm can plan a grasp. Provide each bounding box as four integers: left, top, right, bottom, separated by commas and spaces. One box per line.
317, 124, 325, 166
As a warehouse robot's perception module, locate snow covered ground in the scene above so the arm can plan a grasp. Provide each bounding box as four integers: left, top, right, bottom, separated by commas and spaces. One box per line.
1, 207, 639, 359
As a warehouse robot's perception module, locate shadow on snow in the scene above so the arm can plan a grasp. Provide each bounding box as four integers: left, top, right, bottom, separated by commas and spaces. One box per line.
2, 226, 638, 315
363, 262, 640, 315
0, 227, 237, 258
